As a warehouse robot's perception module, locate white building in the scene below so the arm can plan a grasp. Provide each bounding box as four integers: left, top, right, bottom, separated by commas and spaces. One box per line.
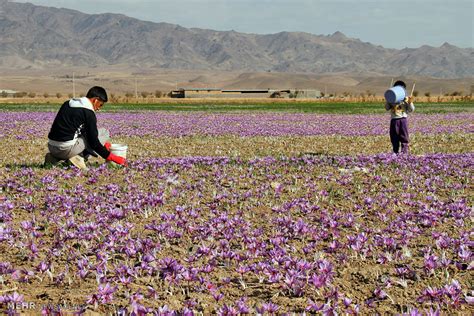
0, 89, 18, 97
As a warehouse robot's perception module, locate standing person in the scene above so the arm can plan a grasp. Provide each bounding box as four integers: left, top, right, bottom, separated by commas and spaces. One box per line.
45, 86, 127, 169
385, 80, 415, 154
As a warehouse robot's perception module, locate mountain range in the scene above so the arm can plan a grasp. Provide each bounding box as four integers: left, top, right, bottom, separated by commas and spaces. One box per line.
1, 0, 473, 79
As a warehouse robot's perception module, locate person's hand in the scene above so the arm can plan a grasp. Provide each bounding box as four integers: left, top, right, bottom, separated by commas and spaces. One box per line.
104, 142, 111, 151
107, 153, 127, 166
407, 96, 413, 103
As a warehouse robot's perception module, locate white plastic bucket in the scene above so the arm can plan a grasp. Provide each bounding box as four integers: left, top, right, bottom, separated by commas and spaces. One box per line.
384, 86, 406, 104
110, 143, 128, 159
384, 86, 407, 104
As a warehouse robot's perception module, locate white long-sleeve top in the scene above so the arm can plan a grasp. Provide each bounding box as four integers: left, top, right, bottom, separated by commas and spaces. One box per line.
385, 97, 415, 119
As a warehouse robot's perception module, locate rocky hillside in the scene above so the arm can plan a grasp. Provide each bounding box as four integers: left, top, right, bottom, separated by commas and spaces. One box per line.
1, 0, 472, 78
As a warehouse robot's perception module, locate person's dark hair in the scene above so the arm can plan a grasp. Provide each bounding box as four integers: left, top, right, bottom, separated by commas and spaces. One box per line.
86, 86, 108, 102
393, 80, 406, 89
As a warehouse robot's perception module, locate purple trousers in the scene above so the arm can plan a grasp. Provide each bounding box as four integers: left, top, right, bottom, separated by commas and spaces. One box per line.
390, 118, 409, 154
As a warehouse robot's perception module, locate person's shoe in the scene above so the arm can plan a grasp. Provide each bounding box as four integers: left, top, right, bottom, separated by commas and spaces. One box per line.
44, 153, 60, 165
68, 155, 89, 171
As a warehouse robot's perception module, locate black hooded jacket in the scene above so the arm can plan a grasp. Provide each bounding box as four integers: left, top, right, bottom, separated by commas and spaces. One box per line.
48, 98, 110, 159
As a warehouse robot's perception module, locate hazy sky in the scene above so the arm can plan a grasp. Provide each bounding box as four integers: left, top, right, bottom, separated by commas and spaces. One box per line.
14, 0, 474, 48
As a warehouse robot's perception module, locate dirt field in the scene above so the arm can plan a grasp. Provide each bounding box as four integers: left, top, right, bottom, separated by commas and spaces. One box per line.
1, 66, 472, 98
0, 109, 473, 315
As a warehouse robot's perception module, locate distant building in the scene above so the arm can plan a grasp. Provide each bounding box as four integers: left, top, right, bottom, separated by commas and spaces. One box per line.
171, 88, 221, 98
170, 88, 322, 99
0, 89, 18, 97
270, 89, 322, 99
291, 89, 322, 98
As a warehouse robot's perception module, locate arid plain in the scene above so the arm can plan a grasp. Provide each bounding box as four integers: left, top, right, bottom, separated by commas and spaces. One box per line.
1, 66, 472, 98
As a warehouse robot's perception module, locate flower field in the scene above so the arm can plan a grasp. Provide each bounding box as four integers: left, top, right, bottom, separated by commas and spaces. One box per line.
1, 112, 473, 138
0, 110, 473, 315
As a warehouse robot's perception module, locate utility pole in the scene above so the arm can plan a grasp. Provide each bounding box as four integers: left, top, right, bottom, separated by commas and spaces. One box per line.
135, 77, 138, 99
72, 72, 75, 97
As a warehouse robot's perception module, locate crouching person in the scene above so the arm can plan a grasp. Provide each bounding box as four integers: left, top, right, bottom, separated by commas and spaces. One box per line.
45, 86, 127, 170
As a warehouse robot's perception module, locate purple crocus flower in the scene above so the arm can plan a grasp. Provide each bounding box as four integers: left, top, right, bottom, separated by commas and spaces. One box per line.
218, 304, 239, 316
373, 287, 387, 299
256, 302, 279, 314
306, 300, 324, 312
235, 297, 250, 314
7, 292, 24, 303
97, 283, 117, 303
423, 254, 438, 274
129, 292, 148, 316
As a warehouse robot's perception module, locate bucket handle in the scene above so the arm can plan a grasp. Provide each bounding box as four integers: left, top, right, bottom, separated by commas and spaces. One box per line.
410, 82, 416, 97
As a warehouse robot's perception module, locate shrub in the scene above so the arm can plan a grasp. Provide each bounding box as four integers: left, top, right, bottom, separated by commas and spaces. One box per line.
14, 91, 27, 98
450, 91, 463, 96
110, 93, 120, 103
270, 91, 282, 98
